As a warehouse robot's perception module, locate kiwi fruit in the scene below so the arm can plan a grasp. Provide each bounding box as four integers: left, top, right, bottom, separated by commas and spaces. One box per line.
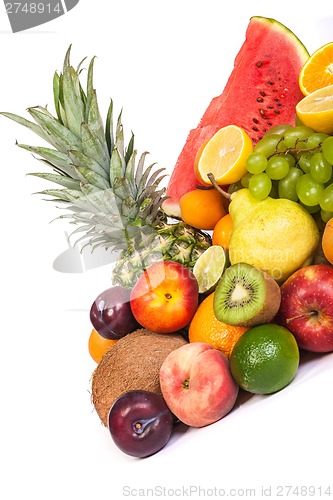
213, 262, 281, 327
91, 328, 187, 426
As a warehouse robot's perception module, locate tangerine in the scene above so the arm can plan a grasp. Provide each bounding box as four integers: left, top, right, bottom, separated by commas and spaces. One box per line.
322, 217, 333, 264
188, 292, 248, 358
212, 213, 233, 249
179, 188, 227, 230
88, 328, 118, 363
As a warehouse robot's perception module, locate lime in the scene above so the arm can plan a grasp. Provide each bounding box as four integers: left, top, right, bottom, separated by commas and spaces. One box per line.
229, 324, 299, 394
192, 245, 227, 294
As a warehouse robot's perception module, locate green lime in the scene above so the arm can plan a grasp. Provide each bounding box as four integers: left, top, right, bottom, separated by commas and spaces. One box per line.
193, 245, 227, 294
229, 324, 299, 394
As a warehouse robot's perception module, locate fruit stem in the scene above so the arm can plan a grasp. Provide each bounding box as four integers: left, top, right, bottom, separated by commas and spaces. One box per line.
207, 173, 231, 200
286, 310, 318, 324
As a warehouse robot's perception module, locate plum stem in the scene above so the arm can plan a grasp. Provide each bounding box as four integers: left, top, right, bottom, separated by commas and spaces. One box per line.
286, 310, 318, 324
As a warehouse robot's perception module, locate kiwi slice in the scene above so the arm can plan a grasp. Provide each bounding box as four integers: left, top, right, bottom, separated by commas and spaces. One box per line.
213, 262, 281, 327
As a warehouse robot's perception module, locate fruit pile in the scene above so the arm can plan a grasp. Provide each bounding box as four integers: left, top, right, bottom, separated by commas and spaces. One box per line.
2, 16, 333, 460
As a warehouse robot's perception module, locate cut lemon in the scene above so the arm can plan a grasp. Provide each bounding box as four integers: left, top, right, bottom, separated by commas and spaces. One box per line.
193, 245, 227, 295
195, 125, 253, 186
296, 84, 333, 134
299, 42, 333, 96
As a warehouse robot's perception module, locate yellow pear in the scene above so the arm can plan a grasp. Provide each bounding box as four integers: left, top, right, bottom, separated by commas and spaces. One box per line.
228, 189, 320, 282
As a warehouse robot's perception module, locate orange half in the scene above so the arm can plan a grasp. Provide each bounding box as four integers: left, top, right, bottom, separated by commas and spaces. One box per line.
299, 42, 333, 96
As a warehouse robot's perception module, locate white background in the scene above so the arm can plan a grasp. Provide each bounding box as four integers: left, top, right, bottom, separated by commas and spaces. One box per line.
1, 1, 333, 499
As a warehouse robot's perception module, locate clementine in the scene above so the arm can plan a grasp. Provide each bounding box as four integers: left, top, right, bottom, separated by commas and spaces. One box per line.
212, 213, 233, 249
179, 188, 227, 230
88, 328, 118, 363
322, 217, 333, 264
188, 292, 248, 358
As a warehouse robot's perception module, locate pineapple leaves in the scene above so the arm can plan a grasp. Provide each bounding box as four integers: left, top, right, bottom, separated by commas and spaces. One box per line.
105, 99, 114, 155
0, 111, 52, 145
28, 172, 81, 190
27, 106, 82, 153
61, 45, 85, 139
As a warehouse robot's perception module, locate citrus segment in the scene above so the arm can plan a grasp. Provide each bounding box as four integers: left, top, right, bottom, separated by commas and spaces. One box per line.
195, 125, 253, 186
229, 324, 299, 394
299, 42, 333, 96
192, 245, 227, 294
296, 84, 333, 134
188, 293, 248, 358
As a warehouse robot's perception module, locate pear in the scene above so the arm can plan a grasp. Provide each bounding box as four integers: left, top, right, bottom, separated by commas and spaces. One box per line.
228, 189, 320, 283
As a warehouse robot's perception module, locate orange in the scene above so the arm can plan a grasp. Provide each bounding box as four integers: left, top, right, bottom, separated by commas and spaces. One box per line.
212, 213, 233, 249
194, 125, 253, 186
179, 188, 227, 230
299, 42, 333, 96
322, 217, 333, 264
188, 292, 248, 358
88, 328, 118, 364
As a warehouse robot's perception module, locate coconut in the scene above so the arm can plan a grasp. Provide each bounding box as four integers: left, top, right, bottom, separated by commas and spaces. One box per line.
91, 328, 187, 426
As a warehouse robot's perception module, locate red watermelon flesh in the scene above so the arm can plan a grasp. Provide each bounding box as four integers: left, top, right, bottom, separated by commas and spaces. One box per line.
163, 16, 309, 217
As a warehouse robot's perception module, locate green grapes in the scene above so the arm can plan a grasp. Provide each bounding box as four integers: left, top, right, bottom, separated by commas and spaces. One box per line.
238, 123, 333, 222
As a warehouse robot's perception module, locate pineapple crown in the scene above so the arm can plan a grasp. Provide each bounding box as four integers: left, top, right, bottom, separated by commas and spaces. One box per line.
1, 46, 168, 251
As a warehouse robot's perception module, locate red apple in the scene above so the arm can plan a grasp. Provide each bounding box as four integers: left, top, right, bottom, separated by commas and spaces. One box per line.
277, 264, 333, 352
159, 342, 239, 427
130, 261, 199, 333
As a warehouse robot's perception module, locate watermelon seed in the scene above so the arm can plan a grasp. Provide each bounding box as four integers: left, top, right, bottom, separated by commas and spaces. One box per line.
259, 91, 266, 97
253, 118, 259, 124
256, 61, 263, 67
257, 97, 264, 103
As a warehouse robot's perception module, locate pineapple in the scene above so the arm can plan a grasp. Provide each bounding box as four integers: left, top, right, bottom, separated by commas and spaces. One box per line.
2, 47, 211, 288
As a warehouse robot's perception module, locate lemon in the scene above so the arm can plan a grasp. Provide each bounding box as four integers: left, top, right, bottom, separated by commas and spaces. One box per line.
195, 125, 253, 186
229, 324, 299, 395
296, 84, 333, 134
299, 42, 333, 96
192, 245, 227, 294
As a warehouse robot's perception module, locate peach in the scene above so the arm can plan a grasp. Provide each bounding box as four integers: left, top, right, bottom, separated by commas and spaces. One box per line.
130, 261, 199, 333
159, 342, 239, 427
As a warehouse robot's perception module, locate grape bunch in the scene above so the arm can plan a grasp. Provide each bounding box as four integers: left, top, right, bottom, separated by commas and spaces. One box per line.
234, 124, 333, 223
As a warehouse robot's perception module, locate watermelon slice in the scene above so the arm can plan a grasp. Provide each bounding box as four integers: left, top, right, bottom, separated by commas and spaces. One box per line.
163, 16, 309, 217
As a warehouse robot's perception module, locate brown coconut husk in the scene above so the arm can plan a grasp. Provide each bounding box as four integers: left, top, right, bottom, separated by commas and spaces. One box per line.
91, 328, 187, 426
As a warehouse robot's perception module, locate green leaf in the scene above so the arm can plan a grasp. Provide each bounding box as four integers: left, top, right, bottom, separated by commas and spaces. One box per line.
87, 90, 110, 161
68, 149, 109, 181
27, 107, 82, 153
17, 143, 78, 177
109, 146, 125, 185
74, 165, 110, 190
105, 99, 114, 155
28, 172, 81, 190
61, 45, 85, 139
81, 122, 109, 171
0, 111, 51, 145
